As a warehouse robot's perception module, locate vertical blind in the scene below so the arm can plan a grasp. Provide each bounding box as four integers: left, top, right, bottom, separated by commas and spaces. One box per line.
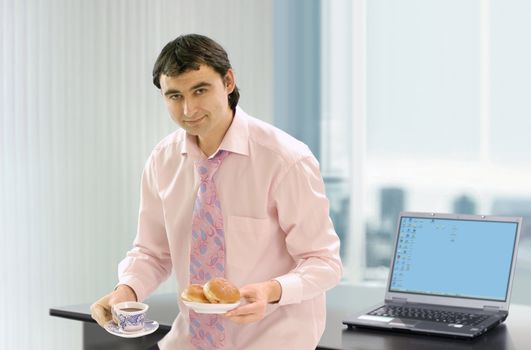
0, 0, 273, 348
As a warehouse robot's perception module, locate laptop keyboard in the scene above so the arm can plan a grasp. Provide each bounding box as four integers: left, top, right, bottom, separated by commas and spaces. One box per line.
369, 305, 491, 326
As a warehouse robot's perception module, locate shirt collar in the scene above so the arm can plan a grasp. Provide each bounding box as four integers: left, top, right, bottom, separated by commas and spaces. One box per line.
180, 106, 250, 159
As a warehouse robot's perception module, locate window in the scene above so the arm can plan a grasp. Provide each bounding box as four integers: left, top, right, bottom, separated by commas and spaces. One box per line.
321, 0, 531, 303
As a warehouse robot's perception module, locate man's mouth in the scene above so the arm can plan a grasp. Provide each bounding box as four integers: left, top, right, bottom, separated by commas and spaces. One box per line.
184, 115, 206, 125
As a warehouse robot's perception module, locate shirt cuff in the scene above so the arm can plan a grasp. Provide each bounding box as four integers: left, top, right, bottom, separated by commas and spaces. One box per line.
117, 276, 146, 302
274, 273, 302, 305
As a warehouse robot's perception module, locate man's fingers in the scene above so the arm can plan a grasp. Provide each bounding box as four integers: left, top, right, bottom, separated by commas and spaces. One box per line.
89, 288, 137, 329
225, 282, 276, 324
225, 303, 256, 317
224, 301, 266, 324
238, 287, 257, 299
90, 303, 112, 327
225, 307, 263, 324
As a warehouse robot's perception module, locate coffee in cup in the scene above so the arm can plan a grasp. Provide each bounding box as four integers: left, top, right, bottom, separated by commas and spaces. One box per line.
112, 301, 149, 332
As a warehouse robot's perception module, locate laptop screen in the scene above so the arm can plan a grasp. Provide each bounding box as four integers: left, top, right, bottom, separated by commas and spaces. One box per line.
389, 216, 519, 302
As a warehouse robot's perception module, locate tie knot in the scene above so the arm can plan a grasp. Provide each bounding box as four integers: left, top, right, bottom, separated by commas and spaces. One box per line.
195, 150, 229, 180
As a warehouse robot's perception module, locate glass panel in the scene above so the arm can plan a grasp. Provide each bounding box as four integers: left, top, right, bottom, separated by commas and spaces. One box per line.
365, 0, 480, 272
321, 1, 531, 303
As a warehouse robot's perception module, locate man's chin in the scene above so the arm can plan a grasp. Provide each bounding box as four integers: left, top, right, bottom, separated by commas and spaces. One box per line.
176, 121, 203, 134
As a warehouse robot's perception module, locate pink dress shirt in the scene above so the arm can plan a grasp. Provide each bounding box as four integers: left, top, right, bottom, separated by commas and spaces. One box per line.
118, 107, 343, 349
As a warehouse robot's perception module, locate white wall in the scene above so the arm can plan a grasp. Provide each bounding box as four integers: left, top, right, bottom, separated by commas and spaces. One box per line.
0, 0, 273, 349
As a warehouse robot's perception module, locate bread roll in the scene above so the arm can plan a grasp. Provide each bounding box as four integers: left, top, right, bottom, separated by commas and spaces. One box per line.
181, 284, 210, 303
203, 278, 240, 304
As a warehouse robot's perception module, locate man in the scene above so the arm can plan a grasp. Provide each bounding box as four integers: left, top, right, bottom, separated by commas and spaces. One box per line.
91, 33, 342, 349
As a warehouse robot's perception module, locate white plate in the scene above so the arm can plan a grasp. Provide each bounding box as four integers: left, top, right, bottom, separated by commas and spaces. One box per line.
104, 320, 159, 338
182, 300, 240, 314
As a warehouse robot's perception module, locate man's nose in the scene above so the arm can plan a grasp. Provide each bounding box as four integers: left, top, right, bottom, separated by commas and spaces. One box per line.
183, 100, 190, 116
182, 99, 196, 117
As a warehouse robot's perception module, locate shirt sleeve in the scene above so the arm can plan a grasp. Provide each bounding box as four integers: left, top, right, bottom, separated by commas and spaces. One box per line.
117, 151, 173, 302
272, 155, 343, 305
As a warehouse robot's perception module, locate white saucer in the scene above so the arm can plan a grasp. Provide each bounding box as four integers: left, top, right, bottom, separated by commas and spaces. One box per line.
104, 320, 159, 338
183, 300, 240, 314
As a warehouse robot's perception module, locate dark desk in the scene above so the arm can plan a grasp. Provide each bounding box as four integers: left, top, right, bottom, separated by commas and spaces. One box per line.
50, 284, 531, 349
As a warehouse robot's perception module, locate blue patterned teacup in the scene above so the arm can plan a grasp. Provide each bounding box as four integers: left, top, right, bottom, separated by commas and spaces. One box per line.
112, 301, 149, 332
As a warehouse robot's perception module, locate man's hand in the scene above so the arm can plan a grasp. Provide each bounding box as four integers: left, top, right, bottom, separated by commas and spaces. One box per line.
224, 280, 281, 324
90, 284, 137, 327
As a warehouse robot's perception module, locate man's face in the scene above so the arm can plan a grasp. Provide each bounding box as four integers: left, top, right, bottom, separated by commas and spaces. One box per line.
159, 65, 235, 142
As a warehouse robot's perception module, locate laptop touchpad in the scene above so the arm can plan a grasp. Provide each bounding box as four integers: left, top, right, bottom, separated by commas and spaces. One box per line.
389, 319, 419, 328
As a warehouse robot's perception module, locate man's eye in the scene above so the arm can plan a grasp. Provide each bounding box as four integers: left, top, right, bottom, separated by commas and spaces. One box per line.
194, 89, 206, 95
169, 95, 182, 100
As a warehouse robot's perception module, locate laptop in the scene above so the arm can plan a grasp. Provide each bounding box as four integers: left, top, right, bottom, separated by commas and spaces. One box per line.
343, 211, 522, 338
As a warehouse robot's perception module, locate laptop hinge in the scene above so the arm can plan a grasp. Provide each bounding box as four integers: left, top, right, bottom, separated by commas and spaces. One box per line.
483, 305, 500, 312
391, 297, 408, 304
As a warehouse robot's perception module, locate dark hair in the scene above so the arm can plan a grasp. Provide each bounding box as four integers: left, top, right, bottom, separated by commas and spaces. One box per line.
152, 34, 240, 111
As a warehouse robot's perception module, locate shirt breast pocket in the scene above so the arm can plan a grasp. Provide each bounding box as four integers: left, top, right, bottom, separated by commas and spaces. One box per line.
225, 215, 271, 283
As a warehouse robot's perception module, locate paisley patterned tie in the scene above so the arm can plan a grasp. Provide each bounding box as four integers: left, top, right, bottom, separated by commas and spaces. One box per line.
189, 150, 229, 349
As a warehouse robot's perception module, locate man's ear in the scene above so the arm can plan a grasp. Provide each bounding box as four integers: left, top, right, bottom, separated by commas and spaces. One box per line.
224, 69, 235, 93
